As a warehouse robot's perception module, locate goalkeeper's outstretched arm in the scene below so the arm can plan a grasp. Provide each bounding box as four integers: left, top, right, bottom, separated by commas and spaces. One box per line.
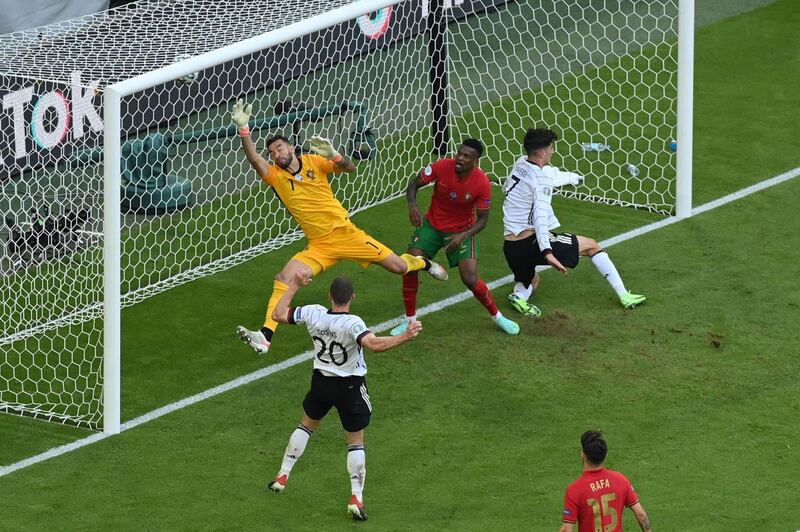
310, 135, 356, 173
332, 153, 356, 173
239, 133, 270, 177
232, 99, 269, 177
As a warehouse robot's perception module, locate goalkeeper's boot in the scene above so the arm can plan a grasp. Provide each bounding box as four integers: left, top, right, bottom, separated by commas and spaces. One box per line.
236, 326, 270, 354
420, 257, 449, 281
267, 474, 287, 493
494, 314, 520, 335
507, 293, 542, 317
389, 319, 411, 337
619, 291, 647, 309
347, 495, 368, 521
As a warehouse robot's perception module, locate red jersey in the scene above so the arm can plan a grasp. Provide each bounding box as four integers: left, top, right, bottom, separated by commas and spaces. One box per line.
420, 159, 492, 233
562, 468, 639, 532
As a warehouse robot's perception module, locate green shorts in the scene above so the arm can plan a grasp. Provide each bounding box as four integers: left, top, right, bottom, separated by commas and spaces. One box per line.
407, 219, 477, 268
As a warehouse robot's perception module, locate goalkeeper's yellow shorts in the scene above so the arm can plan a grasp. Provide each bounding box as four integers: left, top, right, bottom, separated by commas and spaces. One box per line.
293, 222, 393, 274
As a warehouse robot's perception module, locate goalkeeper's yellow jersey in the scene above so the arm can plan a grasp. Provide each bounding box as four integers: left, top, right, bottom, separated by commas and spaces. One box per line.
261, 154, 351, 240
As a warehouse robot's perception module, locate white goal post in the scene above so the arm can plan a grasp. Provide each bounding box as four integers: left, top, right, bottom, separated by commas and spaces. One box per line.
0, 0, 693, 434
101, 0, 410, 435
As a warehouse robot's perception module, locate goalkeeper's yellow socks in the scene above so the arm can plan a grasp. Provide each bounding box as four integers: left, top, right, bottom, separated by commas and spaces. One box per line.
399, 253, 430, 273
262, 279, 289, 335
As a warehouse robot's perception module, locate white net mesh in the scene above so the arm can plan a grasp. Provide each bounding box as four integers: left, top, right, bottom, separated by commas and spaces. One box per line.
0, 0, 349, 86
1, 0, 678, 429
448, 0, 678, 211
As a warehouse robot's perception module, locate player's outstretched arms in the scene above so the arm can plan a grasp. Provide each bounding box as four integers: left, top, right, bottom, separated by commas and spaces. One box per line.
232, 99, 270, 177
558, 522, 574, 532
272, 270, 313, 324
545, 165, 584, 187
630, 502, 651, 532
309, 135, 356, 172
361, 321, 422, 352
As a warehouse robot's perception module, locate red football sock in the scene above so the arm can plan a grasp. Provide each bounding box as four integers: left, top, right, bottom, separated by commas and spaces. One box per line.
402, 272, 419, 317
472, 279, 498, 316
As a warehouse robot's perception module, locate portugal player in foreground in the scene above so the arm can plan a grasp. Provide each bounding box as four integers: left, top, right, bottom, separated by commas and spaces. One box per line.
390, 139, 519, 337
231, 100, 447, 354
560, 431, 652, 532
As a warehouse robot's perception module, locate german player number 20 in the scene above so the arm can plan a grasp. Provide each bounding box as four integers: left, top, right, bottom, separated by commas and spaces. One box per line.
312, 336, 348, 366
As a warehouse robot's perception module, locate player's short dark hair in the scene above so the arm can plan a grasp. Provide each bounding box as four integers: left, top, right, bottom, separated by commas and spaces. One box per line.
265, 135, 292, 149
329, 276, 355, 306
581, 430, 608, 466
523, 128, 558, 155
461, 138, 484, 157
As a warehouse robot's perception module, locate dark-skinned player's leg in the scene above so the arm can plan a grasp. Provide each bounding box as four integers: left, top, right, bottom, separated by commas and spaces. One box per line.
458, 258, 519, 335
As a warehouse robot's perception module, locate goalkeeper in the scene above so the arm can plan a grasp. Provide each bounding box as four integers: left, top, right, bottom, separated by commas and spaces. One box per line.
231, 100, 447, 355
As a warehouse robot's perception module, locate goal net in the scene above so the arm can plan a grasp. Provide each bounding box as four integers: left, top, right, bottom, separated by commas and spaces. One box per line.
0, 0, 681, 430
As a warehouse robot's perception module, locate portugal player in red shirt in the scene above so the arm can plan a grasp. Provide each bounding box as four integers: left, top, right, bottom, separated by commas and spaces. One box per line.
390, 139, 519, 336
560, 431, 652, 532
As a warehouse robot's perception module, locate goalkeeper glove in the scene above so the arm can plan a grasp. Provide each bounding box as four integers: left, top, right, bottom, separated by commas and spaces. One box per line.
231, 99, 252, 136
309, 135, 342, 162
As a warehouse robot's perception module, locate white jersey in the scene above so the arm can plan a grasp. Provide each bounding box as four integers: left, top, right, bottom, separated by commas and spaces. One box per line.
290, 304, 371, 377
503, 157, 578, 252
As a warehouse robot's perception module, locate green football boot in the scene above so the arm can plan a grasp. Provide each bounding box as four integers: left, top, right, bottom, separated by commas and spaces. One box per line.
619, 291, 647, 309
507, 293, 542, 317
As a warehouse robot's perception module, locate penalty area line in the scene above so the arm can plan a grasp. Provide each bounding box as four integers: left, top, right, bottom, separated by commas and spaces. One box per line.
2, 165, 798, 479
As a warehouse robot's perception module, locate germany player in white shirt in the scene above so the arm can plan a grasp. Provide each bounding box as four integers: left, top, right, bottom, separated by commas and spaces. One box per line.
266, 269, 422, 522
502, 128, 646, 314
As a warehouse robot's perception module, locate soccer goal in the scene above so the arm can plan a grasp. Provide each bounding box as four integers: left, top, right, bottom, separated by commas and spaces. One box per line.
0, 0, 693, 432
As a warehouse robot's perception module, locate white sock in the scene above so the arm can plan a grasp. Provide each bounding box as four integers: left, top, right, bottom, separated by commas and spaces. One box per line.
278, 424, 313, 478
591, 251, 627, 296
407, 314, 417, 322
347, 444, 366, 501
491, 311, 503, 322
513, 282, 533, 300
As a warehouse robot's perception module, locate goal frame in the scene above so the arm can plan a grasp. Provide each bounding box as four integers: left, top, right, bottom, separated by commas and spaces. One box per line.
96, 0, 693, 434
100, 0, 406, 434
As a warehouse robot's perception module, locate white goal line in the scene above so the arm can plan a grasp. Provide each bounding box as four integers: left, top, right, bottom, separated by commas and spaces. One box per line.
1, 165, 799, 478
